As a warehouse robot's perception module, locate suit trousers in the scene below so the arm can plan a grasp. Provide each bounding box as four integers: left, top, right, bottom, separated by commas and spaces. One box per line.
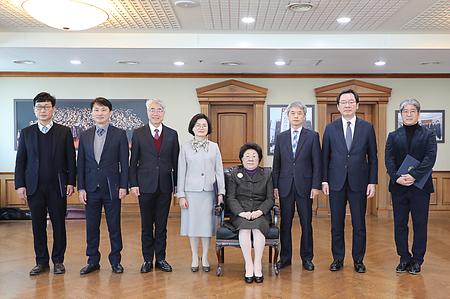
329, 181, 367, 262
85, 191, 123, 266
280, 186, 313, 263
138, 188, 172, 262
391, 188, 430, 265
27, 184, 67, 265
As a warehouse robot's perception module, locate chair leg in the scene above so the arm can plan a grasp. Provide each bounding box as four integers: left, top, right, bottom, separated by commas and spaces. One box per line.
269, 246, 273, 263
216, 244, 223, 276
273, 244, 280, 275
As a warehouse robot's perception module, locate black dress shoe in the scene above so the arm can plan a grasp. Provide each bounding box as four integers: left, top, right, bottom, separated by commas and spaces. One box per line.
202, 265, 211, 272
244, 275, 254, 283
330, 260, 343, 271
155, 260, 172, 272
112, 264, 124, 274
254, 276, 264, 283
191, 266, 199, 272
80, 264, 100, 275
408, 262, 421, 275
354, 261, 366, 273
54, 263, 66, 275
396, 261, 410, 273
276, 260, 291, 269
302, 260, 315, 271
29, 264, 49, 276
140, 261, 153, 273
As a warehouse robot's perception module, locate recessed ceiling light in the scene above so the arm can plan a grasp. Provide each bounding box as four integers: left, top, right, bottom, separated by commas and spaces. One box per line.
70, 59, 82, 65
374, 60, 386, 66
116, 60, 139, 65
13, 60, 36, 64
220, 61, 242, 66
420, 61, 441, 65
173, 61, 185, 66
286, 2, 314, 12
241, 17, 255, 24
174, 0, 199, 8
275, 60, 287, 66
337, 17, 351, 24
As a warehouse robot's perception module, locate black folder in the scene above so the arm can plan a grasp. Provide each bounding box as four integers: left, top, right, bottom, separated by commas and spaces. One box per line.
396, 154, 431, 189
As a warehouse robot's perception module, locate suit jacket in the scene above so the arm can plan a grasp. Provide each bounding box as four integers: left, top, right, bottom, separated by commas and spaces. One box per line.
129, 124, 179, 193
15, 123, 76, 197
322, 117, 378, 192
385, 125, 437, 195
272, 128, 322, 198
176, 140, 225, 198
77, 125, 129, 199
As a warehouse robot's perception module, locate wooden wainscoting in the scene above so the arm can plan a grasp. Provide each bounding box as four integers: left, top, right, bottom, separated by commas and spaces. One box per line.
0, 172, 180, 215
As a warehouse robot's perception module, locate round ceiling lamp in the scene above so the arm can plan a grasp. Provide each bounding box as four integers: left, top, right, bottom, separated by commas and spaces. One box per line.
22, 0, 109, 31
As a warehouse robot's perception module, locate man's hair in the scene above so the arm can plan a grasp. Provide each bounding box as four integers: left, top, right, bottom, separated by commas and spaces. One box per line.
91, 97, 112, 111
336, 88, 359, 105
33, 92, 55, 107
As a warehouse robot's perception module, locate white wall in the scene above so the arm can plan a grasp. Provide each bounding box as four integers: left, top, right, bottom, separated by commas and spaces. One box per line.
1, 77, 449, 171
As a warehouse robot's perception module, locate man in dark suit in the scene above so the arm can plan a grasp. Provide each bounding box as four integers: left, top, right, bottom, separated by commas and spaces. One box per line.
15, 92, 76, 276
385, 99, 437, 275
272, 101, 322, 271
77, 97, 129, 275
129, 98, 180, 273
322, 89, 378, 273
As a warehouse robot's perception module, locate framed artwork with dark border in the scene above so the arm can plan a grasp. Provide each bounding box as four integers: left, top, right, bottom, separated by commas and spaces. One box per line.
14, 99, 148, 150
395, 109, 445, 143
267, 104, 315, 155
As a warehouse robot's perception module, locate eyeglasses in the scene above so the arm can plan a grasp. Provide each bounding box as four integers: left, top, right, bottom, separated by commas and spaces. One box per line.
339, 100, 356, 106
194, 123, 208, 128
34, 105, 53, 111
148, 108, 164, 114
401, 109, 418, 115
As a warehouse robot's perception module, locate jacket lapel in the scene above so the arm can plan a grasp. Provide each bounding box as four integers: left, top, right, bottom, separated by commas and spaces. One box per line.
99, 126, 113, 164
51, 123, 60, 157
350, 118, 361, 152
159, 124, 169, 154
86, 127, 96, 162
31, 124, 39, 157
294, 129, 307, 160
145, 124, 157, 155
335, 119, 348, 152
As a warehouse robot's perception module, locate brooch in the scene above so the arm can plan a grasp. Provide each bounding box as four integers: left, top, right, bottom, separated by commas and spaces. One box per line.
237, 173, 243, 178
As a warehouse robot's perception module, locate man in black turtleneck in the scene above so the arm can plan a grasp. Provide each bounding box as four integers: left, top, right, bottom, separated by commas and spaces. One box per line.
385, 99, 437, 275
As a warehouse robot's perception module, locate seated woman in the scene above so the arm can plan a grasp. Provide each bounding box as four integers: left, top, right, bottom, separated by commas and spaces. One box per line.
226, 143, 275, 283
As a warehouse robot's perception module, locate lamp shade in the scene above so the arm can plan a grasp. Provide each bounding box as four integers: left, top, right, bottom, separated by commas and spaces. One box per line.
22, 0, 109, 31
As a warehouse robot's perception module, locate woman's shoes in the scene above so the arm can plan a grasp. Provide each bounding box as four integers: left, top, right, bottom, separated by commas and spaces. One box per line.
244, 275, 254, 283
254, 276, 264, 283
202, 266, 211, 272
191, 266, 199, 272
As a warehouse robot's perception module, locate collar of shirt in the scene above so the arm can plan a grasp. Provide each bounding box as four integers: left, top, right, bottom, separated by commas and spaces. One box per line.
38, 120, 54, 133
95, 123, 109, 134
342, 116, 356, 137
149, 123, 163, 138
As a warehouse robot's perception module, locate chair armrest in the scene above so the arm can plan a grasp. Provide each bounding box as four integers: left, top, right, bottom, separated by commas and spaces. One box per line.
272, 205, 280, 226
215, 203, 224, 226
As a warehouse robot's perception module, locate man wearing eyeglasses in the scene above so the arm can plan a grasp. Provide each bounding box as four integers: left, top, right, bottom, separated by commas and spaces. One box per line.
129, 98, 180, 273
322, 89, 378, 273
15, 92, 76, 276
385, 99, 437, 275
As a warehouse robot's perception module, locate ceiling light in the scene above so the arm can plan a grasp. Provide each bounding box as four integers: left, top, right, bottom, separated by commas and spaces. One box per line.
70, 59, 82, 65
174, 0, 199, 8
22, 0, 109, 31
374, 60, 386, 66
220, 61, 242, 66
241, 17, 255, 24
173, 61, 185, 66
337, 17, 351, 24
420, 61, 441, 65
286, 2, 314, 12
13, 60, 36, 64
275, 60, 287, 66
116, 60, 139, 65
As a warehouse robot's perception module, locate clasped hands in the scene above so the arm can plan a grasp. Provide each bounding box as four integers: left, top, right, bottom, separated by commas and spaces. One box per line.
396, 174, 416, 186
239, 210, 263, 220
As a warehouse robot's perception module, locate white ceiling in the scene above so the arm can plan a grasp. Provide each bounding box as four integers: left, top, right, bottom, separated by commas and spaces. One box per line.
0, 0, 449, 74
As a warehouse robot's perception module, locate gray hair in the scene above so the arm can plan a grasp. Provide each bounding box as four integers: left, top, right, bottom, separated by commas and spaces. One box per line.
146, 98, 166, 111
286, 101, 307, 115
399, 99, 421, 113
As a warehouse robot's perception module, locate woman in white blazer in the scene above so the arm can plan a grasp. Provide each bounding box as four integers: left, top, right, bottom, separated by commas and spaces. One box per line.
177, 113, 225, 272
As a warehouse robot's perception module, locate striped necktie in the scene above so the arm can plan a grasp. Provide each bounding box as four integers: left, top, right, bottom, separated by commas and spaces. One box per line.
292, 130, 299, 157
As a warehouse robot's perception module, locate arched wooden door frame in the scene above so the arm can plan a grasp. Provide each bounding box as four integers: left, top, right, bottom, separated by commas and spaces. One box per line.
315, 79, 392, 217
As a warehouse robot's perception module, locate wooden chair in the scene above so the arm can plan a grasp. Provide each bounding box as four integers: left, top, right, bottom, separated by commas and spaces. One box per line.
215, 167, 280, 276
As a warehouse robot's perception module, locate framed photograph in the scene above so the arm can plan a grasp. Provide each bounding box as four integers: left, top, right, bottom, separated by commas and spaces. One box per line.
14, 99, 148, 150
267, 104, 315, 155
395, 109, 445, 143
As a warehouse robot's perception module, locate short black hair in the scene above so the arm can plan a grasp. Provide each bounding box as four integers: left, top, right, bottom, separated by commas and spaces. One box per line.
91, 97, 112, 111
188, 113, 212, 136
336, 88, 359, 105
33, 92, 55, 107
239, 142, 263, 163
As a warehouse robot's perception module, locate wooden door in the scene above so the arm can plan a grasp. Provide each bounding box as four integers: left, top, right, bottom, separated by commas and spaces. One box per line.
210, 104, 254, 168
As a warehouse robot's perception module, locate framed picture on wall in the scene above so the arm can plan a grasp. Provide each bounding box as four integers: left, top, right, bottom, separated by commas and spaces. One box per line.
395, 109, 445, 143
14, 99, 148, 150
267, 104, 315, 155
